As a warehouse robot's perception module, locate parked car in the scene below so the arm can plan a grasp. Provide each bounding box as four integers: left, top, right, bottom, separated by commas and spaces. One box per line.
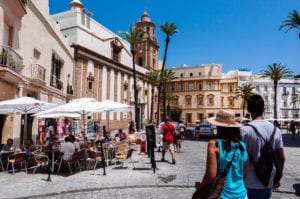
186, 123, 215, 138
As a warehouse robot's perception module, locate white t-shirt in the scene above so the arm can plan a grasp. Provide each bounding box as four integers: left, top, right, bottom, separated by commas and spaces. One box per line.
73, 141, 80, 151
60, 142, 75, 160
240, 120, 284, 189
178, 123, 186, 133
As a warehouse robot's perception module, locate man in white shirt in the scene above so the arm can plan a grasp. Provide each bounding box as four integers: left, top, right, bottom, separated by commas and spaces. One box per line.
60, 136, 75, 161
240, 94, 285, 199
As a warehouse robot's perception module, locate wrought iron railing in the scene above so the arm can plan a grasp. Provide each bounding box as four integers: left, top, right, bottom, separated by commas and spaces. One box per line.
0, 45, 23, 74
50, 75, 63, 91
31, 64, 46, 81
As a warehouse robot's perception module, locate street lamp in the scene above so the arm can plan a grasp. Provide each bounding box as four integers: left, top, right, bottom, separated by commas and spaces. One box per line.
47, 140, 53, 181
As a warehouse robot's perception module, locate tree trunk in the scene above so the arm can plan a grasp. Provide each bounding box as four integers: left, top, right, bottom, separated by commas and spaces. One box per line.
242, 99, 246, 117
156, 85, 161, 126
150, 87, 154, 122
132, 50, 139, 131
156, 38, 170, 125
162, 83, 166, 121
274, 81, 278, 119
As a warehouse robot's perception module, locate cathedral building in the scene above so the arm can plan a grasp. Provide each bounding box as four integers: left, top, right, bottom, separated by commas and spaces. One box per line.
51, 0, 159, 130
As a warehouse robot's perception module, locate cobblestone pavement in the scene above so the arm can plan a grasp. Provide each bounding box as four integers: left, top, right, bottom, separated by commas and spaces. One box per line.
0, 132, 299, 199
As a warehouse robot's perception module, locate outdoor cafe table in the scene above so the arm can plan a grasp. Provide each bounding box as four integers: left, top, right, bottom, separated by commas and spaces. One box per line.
101, 143, 118, 167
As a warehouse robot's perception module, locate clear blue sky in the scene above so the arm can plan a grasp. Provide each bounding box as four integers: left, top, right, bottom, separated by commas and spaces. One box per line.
49, 0, 300, 75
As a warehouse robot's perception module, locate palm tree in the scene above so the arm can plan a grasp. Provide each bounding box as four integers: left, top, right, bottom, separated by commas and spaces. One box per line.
165, 93, 174, 119
260, 63, 293, 119
144, 70, 160, 123
161, 69, 177, 121
279, 10, 300, 38
118, 24, 144, 131
156, 22, 178, 125
235, 83, 254, 117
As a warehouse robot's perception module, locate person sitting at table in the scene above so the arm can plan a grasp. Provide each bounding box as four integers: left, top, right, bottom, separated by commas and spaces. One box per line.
60, 136, 75, 161
21, 138, 37, 163
95, 129, 110, 144
2, 138, 16, 151
114, 129, 127, 143
68, 134, 80, 152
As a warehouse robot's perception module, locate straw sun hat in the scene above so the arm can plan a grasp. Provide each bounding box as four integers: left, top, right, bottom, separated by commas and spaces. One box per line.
207, 109, 242, 128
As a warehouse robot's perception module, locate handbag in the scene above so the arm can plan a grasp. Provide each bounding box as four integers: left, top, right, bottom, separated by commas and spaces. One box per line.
192, 143, 238, 199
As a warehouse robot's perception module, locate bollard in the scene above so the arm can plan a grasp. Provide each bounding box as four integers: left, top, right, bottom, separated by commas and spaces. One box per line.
139, 132, 147, 154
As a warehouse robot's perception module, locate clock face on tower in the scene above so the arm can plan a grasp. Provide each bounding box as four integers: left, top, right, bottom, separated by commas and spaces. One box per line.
139, 49, 143, 54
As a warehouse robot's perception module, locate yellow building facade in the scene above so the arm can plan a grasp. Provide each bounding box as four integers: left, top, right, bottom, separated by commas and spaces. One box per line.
165, 65, 243, 125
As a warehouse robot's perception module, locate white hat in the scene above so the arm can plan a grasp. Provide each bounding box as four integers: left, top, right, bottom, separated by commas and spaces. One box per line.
207, 109, 241, 128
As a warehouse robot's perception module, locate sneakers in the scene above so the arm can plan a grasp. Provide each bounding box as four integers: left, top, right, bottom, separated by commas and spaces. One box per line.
172, 159, 176, 164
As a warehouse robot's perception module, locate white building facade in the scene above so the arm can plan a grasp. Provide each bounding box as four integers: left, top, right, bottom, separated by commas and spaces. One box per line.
0, 0, 74, 144
250, 76, 300, 120
51, 0, 159, 130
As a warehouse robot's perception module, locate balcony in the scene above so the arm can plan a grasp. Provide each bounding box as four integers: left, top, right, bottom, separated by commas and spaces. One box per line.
0, 46, 23, 73
67, 85, 73, 95
0, 46, 23, 85
31, 64, 46, 81
50, 75, 64, 91
5, 0, 27, 19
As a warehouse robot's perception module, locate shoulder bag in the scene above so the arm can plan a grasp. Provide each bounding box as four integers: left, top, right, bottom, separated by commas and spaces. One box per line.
192, 142, 238, 199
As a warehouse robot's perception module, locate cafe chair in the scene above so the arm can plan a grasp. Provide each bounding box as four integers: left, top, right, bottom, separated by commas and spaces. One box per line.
115, 148, 135, 168
86, 150, 102, 170
31, 153, 49, 174
57, 150, 83, 174
115, 142, 127, 156
6, 152, 27, 174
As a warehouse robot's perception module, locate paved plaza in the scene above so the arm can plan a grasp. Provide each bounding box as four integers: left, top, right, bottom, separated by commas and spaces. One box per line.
0, 132, 300, 199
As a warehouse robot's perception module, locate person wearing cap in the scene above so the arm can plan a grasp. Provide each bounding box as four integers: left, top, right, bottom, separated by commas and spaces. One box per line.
195, 109, 248, 199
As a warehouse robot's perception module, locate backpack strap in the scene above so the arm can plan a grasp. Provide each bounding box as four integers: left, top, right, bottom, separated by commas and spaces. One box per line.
164, 123, 175, 136
244, 123, 276, 164
244, 123, 276, 144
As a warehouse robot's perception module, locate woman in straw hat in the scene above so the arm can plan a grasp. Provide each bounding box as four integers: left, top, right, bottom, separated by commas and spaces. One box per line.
194, 109, 248, 199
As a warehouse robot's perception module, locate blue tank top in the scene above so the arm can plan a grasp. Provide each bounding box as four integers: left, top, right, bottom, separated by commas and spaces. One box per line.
217, 139, 248, 199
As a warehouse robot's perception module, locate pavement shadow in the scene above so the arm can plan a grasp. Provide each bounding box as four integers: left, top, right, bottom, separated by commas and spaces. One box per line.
293, 183, 300, 196
282, 134, 300, 148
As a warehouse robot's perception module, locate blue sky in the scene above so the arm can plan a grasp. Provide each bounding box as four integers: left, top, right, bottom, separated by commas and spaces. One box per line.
49, 0, 300, 75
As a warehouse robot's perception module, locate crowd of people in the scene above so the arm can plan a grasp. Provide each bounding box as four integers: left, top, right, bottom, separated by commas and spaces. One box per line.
0, 94, 288, 199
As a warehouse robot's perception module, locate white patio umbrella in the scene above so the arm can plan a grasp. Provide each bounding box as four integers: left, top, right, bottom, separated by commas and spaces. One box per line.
34, 98, 104, 139
36, 112, 81, 118
94, 100, 133, 131
0, 96, 57, 143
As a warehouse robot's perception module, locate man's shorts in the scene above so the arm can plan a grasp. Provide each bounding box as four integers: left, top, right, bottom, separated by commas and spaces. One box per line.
163, 141, 174, 151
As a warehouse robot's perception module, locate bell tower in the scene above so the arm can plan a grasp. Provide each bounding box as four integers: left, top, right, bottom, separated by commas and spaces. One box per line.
134, 9, 159, 70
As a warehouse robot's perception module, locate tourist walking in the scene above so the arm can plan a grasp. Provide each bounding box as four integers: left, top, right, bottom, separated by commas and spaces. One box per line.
161, 118, 176, 164
195, 109, 248, 199
177, 120, 186, 141
290, 120, 296, 136
240, 94, 285, 199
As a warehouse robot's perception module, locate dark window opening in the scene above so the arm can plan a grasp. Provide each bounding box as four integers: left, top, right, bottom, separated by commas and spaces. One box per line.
138, 57, 143, 66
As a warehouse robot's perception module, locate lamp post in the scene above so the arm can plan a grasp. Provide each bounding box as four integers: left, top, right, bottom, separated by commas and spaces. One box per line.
47, 140, 53, 181
99, 139, 106, 175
